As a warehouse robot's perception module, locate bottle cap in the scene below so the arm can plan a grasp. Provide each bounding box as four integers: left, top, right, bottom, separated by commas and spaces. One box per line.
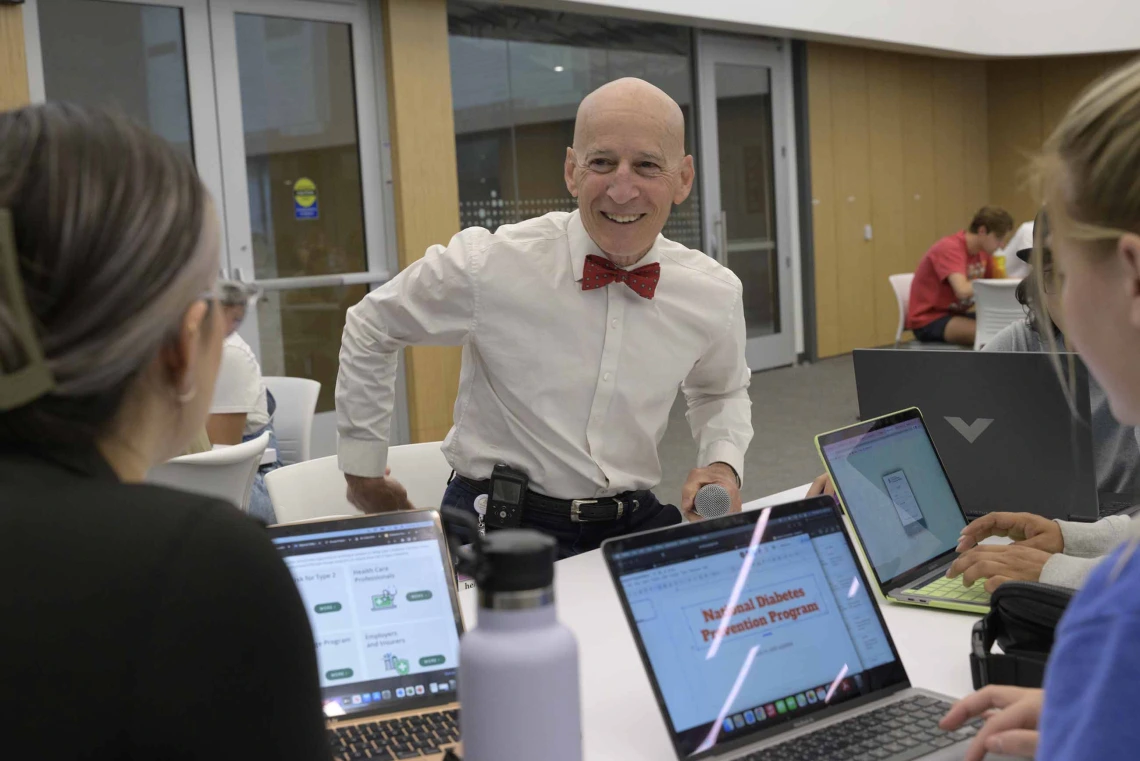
480, 530, 556, 593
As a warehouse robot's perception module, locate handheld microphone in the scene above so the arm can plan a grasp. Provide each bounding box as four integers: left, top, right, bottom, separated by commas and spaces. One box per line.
694, 483, 732, 520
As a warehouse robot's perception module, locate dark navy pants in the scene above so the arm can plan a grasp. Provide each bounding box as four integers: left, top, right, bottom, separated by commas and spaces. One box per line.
441, 476, 683, 559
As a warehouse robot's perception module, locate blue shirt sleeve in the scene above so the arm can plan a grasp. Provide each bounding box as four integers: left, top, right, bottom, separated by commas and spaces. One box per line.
1038, 541, 1140, 761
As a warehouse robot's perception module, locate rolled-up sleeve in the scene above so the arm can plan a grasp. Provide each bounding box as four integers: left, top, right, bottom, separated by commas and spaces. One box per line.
682, 291, 753, 484
336, 231, 482, 477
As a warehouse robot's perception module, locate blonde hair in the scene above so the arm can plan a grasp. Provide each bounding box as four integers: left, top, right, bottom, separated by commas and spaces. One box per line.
1029, 56, 1140, 575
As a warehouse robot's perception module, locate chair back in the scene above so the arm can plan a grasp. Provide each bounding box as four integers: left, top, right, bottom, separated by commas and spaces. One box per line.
148, 431, 270, 511
888, 273, 915, 348
265, 441, 452, 525
388, 441, 453, 510
263, 376, 321, 465
973, 279, 1025, 350
265, 455, 359, 524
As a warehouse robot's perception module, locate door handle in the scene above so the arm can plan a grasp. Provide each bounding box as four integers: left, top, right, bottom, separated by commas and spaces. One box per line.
714, 210, 728, 265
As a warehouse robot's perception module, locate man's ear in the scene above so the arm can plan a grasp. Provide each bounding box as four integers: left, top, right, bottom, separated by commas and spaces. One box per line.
564, 147, 578, 198
1118, 233, 1140, 331
674, 154, 695, 205
160, 300, 209, 397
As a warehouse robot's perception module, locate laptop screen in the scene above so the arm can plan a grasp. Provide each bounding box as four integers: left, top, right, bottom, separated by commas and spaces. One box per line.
604, 499, 906, 759
818, 411, 967, 588
270, 512, 463, 719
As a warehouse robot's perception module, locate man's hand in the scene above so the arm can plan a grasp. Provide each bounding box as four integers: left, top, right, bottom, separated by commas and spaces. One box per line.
945, 544, 1054, 593
681, 463, 742, 521
345, 468, 414, 514
807, 473, 836, 498
957, 512, 1064, 553
940, 686, 1042, 761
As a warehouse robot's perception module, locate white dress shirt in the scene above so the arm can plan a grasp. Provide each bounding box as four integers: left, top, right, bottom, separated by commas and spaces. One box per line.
337, 210, 753, 499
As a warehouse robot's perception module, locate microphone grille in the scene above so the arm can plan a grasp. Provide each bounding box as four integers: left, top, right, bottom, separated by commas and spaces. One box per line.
695, 483, 732, 519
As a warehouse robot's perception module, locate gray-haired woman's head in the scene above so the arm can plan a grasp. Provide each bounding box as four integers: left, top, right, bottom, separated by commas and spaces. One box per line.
0, 103, 223, 465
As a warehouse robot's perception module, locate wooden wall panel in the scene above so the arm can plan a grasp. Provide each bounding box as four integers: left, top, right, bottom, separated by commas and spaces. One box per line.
866, 51, 906, 346
900, 58, 937, 284
828, 47, 877, 352
986, 59, 1043, 225
0, 5, 30, 112
986, 52, 1136, 225
382, 0, 462, 443
807, 44, 841, 358
962, 61, 990, 214
931, 59, 969, 238
808, 44, 1004, 357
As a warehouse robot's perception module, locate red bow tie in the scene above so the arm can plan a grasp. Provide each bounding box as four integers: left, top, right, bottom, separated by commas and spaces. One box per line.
581, 254, 661, 300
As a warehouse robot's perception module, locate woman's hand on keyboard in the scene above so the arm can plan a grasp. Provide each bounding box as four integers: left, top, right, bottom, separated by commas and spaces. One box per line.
940, 686, 1042, 761
957, 512, 1064, 553
944, 544, 1053, 592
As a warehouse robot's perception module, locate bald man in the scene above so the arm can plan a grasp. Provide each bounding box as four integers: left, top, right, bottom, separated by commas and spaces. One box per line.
336, 78, 753, 557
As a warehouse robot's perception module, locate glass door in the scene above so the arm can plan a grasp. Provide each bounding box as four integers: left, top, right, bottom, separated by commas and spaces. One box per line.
697, 33, 796, 371
209, 0, 393, 421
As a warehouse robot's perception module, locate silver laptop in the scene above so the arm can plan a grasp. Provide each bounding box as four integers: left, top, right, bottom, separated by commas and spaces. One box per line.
854, 348, 1139, 521
268, 510, 463, 761
603, 499, 1008, 761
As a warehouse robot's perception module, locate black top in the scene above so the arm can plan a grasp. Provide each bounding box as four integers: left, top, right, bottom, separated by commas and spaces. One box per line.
0, 445, 330, 760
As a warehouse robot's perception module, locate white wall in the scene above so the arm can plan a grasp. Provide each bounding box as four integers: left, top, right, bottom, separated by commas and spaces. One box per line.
528, 0, 1140, 58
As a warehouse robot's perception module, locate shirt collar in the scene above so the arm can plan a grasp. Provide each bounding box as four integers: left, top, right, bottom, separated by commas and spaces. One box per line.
567, 210, 664, 281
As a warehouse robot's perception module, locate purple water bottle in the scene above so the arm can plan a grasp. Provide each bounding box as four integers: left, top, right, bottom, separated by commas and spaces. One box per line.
457, 530, 582, 761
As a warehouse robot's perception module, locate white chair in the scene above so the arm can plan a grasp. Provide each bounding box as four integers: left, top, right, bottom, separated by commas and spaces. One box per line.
265, 455, 359, 524
388, 441, 453, 510
888, 273, 914, 349
265, 442, 452, 525
973, 279, 1025, 350
263, 376, 321, 465
148, 431, 270, 511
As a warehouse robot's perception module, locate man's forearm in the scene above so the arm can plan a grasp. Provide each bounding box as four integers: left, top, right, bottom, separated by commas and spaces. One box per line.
335, 306, 400, 478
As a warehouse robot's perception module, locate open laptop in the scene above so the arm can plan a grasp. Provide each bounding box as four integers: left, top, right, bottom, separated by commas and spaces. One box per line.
854, 348, 1139, 521
602, 497, 1003, 761
816, 408, 987, 613
268, 510, 463, 761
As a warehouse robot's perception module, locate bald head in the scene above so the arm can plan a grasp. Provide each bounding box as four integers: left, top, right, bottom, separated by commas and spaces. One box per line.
573, 78, 686, 160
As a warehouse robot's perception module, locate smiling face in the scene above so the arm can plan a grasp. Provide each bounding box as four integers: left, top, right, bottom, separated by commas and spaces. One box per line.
564, 78, 694, 263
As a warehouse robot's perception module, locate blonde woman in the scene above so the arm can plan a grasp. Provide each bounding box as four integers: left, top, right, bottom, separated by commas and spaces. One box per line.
940, 57, 1140, 761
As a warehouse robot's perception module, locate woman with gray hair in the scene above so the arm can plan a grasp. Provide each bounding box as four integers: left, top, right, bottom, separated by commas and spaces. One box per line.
0, 104, 328, 759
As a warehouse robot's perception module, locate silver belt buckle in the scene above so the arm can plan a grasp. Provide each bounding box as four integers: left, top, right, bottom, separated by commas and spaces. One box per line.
570, 498, 624, 522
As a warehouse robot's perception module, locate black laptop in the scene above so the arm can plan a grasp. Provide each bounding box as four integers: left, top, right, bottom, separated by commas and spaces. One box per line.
854, 349, 1139, 521
602, 499, 1011, 761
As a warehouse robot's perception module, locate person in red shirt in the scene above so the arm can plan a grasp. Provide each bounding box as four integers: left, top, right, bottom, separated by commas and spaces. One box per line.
907, 206, 1014, 346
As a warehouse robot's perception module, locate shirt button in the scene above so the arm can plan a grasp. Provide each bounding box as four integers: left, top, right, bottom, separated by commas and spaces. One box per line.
603, 372, 612, 382
611, 319, 619, 329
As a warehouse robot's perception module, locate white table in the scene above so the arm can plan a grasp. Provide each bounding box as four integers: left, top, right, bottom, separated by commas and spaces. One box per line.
457, 483, 984, 761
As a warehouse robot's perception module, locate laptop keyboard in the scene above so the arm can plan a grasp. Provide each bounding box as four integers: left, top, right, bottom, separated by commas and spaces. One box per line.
328, 709, 459, 760
1100, 498, 1137, 518
741, 696, 982, 761
907, 575, 990, 604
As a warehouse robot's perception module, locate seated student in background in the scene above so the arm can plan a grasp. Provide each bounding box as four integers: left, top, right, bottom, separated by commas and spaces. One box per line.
948, 215, 1139, 592
0, 103, 327, 759
207, 292, 282, 524
906, 206, 1014, 346
940, 57, 1140, 761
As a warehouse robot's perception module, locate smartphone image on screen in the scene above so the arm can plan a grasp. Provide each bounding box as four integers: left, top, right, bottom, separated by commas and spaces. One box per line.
882, 469, 926, 532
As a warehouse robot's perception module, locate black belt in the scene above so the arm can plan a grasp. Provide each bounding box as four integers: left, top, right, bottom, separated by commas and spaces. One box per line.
455, 475, 639, 523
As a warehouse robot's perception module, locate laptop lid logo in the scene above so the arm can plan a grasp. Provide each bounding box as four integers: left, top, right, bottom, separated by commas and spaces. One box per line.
945, 417, 994, 444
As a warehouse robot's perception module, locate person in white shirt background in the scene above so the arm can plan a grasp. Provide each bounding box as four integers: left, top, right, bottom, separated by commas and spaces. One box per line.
994, 220, 1033, 280
208, 288, 282, 524
336, 77, 753, 557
